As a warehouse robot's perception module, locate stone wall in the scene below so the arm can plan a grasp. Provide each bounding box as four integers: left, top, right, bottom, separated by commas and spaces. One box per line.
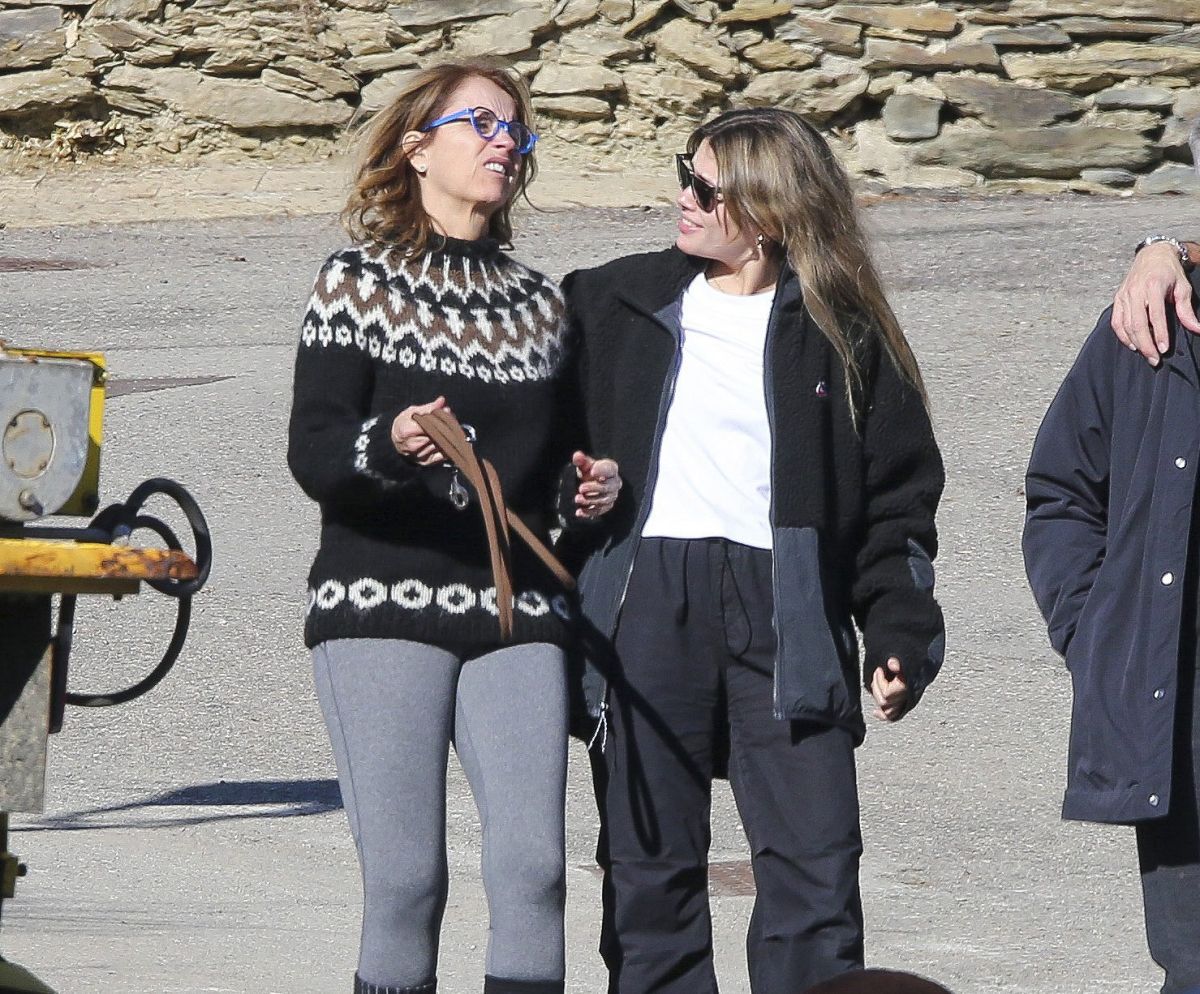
1, 0, 1199, 193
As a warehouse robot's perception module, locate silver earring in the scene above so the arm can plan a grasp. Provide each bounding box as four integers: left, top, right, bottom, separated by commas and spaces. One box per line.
756, 233, 765, 248
414, 164, 427, 175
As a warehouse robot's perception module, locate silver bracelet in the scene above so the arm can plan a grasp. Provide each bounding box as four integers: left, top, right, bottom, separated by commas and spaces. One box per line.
1135, 234, 1192, 267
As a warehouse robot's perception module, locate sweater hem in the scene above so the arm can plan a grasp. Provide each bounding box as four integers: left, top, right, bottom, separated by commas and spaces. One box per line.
303, 581, 575, 650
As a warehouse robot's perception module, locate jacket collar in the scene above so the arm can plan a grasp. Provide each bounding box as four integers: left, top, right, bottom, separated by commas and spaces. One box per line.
615, 246, 804, 318
1177, 272, 1200, 387
613, 247, 703, 315
773, 261, 803, 314
1161, 270, 1200, 386
1165, 273, 1200, 388
1173, 329, 1200, 388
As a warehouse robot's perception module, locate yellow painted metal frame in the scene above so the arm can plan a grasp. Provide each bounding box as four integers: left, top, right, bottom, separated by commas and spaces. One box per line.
1, 347, 106, 518
0, 537, 197, 596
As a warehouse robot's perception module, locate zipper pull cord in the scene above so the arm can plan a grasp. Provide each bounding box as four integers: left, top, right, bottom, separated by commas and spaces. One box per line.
586, 700, 609, 753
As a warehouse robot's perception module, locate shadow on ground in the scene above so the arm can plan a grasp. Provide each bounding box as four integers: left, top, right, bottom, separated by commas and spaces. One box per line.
14, 778, 342, 832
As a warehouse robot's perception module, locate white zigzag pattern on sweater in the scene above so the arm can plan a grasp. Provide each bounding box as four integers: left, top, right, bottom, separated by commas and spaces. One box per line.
300, 244, 566, 382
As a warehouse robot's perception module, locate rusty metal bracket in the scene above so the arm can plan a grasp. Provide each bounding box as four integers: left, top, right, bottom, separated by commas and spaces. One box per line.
0, 536, 197, 595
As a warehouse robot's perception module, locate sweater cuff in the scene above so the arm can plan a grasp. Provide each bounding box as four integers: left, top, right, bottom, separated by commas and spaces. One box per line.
359, 413, 469, 504
356, 414, 420, 487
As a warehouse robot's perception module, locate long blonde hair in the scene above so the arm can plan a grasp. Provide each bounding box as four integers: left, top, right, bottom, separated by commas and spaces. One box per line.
689, 109, 927, 414
341, 61, 536, 254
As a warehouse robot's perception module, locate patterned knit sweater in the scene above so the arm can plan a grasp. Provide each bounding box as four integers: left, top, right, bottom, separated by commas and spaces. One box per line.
288, 236, 577, 650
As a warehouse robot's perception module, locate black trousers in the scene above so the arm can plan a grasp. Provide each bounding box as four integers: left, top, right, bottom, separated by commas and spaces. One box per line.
595, 538, 864, 994
1137, 632, 1200, 994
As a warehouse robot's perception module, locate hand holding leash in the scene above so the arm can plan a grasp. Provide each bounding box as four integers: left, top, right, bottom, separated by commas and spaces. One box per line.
412, 407, 575, 641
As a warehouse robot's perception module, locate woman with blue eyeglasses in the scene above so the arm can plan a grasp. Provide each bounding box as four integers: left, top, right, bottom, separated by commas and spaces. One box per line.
288, 61, 619, 994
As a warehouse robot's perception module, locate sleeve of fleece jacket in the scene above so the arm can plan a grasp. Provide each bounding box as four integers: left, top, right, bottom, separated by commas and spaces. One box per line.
1022, 316, 1115, 659
287, 252, 424, 510
850, 340, 946, 707
553, 270, 609, 535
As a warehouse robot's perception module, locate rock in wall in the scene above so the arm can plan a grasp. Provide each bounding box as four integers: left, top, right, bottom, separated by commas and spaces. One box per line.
1, 0, 1198, 193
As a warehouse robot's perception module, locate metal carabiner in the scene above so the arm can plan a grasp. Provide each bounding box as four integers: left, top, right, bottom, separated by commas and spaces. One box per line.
446, 423, 477, 511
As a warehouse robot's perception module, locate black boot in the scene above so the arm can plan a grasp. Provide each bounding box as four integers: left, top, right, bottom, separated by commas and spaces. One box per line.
482, 977, 564, 994
354, 974, 436, 994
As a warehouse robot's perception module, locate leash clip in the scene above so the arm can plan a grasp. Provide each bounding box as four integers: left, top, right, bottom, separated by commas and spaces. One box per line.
446, 423, 477, 510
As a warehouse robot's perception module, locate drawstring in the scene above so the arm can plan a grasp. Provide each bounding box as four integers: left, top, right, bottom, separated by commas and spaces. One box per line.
675, 540, 691, 624
719, 540, 757, 658
722, 542, 750, 619
586, 701, 609, 752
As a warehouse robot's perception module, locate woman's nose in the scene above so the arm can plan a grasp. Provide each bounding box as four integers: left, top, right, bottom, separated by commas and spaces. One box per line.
490, 127, 517, 151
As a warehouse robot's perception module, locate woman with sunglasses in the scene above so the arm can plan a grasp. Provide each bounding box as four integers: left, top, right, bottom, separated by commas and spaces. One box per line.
561, 107, 945, 993
288, 61, 618, 994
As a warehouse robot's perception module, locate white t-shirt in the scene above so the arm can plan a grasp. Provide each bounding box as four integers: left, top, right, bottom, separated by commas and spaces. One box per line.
641, 272, 775, 550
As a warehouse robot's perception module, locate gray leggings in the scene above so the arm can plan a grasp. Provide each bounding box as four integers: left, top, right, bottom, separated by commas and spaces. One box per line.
312, 638, 568, 989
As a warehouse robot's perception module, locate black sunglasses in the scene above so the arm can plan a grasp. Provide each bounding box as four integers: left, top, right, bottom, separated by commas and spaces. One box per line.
676, 153, 721, 212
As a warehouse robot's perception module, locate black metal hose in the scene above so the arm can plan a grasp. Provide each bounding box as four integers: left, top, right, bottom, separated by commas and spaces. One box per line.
58, 479, 211, 711
89, 477, 212, 597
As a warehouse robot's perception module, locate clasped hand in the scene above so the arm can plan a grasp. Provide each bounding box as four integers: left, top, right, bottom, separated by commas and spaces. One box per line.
871, 657, 910, 723
391, 398, 622, 519
571, 450, 621, 520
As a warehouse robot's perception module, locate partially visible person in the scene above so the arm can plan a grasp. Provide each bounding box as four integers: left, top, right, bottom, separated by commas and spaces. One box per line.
1112, 236, 1200, 361
288, 61, 617, 994
1111, 119, 1200, 362
803, 969, 955, 994
1024, 259, 1200, 994
562, 108, 945, 994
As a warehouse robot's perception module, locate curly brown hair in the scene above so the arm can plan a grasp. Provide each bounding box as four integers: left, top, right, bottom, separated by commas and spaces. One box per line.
341, 61, 537, 255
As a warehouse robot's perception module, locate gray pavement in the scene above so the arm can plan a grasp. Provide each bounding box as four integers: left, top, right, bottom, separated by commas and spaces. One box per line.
1, 192, 1197, 993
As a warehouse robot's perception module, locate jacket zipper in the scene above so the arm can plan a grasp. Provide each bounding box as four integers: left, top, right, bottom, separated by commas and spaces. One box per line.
587, 304, 684, 749
611, 303, 685, 636
763, 298, 782, 718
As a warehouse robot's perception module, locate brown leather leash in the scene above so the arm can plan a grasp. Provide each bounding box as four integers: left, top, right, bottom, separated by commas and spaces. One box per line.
413, 408, 575, 641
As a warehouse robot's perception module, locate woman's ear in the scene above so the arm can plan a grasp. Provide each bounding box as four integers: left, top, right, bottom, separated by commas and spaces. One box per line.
402, 130, 428, 175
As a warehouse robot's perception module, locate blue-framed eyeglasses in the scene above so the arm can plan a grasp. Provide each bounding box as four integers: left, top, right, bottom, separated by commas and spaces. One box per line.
422, 106, 538, 155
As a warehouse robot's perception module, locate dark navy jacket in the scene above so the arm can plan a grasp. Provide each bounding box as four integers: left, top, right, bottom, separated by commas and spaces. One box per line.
1024, 269, 1200, 824
561, 248, 945, 746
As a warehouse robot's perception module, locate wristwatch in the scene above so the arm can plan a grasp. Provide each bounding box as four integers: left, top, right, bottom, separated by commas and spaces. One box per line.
1135, 234, 1193, 268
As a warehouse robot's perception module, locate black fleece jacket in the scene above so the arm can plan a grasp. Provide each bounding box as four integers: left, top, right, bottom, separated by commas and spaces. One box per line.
561, 248, 945, 738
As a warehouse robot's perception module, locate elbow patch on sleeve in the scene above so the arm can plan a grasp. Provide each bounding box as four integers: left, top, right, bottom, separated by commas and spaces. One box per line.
926, 629, 945, 674
915, 629, 946, 699
907, 538, 935, 591
902, 540, 943, 703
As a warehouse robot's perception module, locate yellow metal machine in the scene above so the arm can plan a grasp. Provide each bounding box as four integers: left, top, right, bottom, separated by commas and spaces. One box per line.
0, 343, 211, 992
